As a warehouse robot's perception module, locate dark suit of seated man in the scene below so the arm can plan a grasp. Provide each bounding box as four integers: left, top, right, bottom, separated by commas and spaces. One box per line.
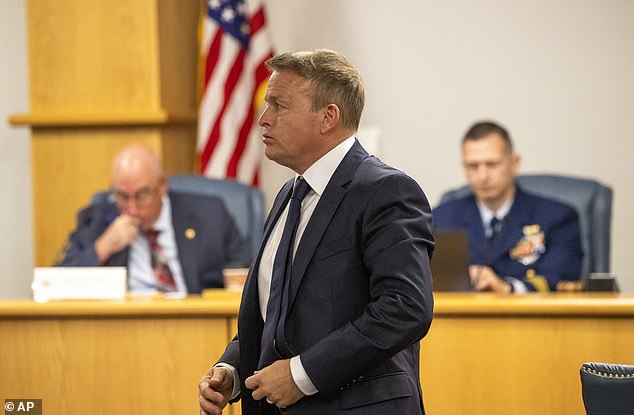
57, 144, 251, 294
433, 121, 583, 293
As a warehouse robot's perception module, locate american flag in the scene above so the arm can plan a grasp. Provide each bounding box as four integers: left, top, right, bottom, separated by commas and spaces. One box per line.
197, 0, 273, 185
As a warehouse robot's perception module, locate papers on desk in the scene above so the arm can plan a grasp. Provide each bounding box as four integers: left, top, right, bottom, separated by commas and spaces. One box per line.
32, 267, 127, 302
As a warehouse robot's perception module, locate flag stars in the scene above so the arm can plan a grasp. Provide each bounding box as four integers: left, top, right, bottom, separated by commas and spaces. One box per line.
221, 7, 235, 23
207, 0, 249, 48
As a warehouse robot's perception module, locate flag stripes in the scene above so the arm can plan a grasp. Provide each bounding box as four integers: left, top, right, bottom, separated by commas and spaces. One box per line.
197, 0, 273, 185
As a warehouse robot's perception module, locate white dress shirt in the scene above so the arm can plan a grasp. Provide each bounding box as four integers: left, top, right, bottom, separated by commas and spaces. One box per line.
476, 199, 512, 239
128, 196, 187, 293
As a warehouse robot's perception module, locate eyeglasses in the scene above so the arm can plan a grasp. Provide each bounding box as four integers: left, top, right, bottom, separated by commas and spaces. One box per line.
111, 186, 158, 206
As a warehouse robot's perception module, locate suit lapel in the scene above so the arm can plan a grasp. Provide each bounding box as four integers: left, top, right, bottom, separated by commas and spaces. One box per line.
245, 178, 294, 299
263, 180, 294, 248
170, 194, 199, 290
245, 178, 293, 305
238, 180, 294, 359
287, 141, 369, 312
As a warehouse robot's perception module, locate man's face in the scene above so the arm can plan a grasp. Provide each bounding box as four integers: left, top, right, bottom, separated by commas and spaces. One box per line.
112, 170, 167, 229
258, 70, 324, 174
462, 133, 520, 210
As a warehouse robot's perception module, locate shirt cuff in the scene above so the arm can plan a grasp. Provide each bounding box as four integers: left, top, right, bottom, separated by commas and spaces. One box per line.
505, 277, 528, 294
290, 355, 318, 396
214, 362, 241, 400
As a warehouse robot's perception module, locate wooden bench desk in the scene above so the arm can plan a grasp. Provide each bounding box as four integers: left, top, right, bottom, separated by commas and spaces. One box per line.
1, 292, 632, 415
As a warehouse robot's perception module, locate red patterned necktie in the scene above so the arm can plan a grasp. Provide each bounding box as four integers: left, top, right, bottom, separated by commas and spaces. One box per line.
143, 228, 176, 292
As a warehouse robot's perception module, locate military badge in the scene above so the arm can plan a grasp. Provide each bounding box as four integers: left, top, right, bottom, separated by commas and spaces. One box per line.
509, 224, 545, 265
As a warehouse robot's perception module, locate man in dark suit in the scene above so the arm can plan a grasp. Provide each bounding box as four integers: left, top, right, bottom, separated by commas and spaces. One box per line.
58, 144, 250, 293
433, 121, 583, 292
198, 50, 434, 415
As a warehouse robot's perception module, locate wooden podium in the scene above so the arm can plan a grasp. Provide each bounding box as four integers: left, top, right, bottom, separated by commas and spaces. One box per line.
9, 0, 202, 266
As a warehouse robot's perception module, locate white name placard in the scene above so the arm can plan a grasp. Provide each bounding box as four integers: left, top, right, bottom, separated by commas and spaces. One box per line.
32, 267, 127, 302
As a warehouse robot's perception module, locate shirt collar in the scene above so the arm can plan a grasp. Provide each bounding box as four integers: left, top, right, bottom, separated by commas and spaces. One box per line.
300, 136, 356, 196
477, 197, 513, 226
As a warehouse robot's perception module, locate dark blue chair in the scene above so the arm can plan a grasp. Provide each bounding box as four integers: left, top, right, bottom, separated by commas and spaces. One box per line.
438, 174, 613, 278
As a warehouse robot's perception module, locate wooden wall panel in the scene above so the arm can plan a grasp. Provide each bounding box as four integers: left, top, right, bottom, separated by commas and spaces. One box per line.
26, 0, 161, 113
156, 0, 201, 112
161, 125, 198, 174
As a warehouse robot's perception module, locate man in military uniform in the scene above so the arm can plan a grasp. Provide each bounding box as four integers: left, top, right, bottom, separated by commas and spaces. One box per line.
433, 121, 583, 292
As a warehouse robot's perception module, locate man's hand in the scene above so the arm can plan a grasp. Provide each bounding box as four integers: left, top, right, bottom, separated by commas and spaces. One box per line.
198, 366, 234, 415
469, 265, 512, 293
245, 359, 304, 409
94, 215, 140, 263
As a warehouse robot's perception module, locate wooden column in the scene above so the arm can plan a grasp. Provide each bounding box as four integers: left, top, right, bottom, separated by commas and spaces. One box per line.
10, 0, 201, 266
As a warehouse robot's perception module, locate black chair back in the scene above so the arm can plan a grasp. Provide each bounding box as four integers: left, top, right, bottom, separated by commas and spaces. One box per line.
580, 362, 634, 415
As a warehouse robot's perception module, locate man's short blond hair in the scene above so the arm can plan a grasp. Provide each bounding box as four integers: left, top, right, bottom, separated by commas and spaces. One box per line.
265, 49, 365, 131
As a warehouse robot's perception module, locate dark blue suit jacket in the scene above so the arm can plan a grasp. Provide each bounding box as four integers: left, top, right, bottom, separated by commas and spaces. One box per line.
433, 187, 583, 291
57, 191, 251, 293
218, 141, 435, 415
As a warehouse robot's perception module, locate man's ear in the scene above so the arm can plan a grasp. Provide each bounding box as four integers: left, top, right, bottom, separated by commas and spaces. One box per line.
511, 153, 521, 176
320, 104, 341, 134
158, 175, 169, 196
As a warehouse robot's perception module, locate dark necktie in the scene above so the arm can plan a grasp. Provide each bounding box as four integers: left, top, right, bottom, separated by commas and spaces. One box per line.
488, 216, 502, 247
144, 228, 177, 292
259, 177, 311, 368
